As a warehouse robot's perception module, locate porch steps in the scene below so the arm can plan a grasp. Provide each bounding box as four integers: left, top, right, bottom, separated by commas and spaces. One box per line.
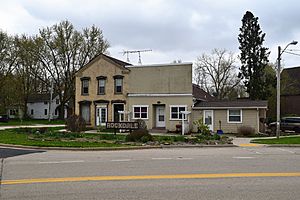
149, 127, 168, 133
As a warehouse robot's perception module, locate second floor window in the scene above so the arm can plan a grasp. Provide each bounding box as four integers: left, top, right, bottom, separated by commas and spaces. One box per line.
98, 79, 106, 94
115, 78, 123, 94
82, 79, 89, 95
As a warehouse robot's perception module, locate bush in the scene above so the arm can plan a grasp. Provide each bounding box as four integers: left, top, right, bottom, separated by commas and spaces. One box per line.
193, 118, 210, 136
125, 129, 153, 142
237, 126, 255, 136
66, 115, 86, 133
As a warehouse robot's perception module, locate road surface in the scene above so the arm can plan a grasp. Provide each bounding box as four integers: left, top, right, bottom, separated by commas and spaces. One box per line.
0, 146, 299, 199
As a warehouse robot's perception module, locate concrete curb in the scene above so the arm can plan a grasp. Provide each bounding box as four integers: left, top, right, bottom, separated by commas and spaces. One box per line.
265, 144, 300, 147
0, 143, 237, 151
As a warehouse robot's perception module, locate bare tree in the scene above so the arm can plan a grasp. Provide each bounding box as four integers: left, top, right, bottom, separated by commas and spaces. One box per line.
33, 20, 110, 118
194, 49, 241, 100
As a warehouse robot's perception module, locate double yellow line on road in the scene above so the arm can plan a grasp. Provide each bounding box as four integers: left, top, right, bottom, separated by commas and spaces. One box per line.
2, 172, 300, 185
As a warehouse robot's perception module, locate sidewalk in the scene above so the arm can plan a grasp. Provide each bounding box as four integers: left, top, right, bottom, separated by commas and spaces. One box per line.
231, 137, 265, 147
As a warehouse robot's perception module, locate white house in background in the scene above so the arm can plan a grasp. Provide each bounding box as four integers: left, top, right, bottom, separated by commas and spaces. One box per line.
26, 93, 62, 119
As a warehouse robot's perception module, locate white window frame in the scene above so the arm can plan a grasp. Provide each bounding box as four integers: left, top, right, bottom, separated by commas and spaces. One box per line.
132, 105, 149, 120
169, 105, 187, 120
98, 79, 106, 95
227, 109, 242, 123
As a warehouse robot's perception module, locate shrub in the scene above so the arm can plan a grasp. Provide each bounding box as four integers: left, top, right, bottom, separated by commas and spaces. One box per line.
237, 126, 255, 136
126, 129, 153, 142
193, 118, 210, 136
66, 115, 86, 133
135, 119, 147, 129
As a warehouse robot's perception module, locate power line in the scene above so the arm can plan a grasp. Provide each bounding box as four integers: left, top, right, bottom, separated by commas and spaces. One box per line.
284, 51, 300, 57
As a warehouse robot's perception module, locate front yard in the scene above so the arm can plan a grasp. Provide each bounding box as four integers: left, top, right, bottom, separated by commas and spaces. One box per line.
0, 119, 65, 126
251, 136, 300, 144
0, 127, 232, 148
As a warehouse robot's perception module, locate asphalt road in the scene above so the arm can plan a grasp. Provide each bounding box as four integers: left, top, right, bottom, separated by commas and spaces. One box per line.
0, 146, 300, 200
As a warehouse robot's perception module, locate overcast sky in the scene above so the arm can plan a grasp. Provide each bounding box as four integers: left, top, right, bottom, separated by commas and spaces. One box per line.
1, 0, 300, 67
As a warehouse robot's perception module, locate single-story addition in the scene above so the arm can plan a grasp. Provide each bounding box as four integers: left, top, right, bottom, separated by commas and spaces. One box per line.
192, 99, 268, 134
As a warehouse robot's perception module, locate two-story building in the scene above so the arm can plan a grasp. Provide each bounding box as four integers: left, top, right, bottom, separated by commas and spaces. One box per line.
75, 54, 193, 132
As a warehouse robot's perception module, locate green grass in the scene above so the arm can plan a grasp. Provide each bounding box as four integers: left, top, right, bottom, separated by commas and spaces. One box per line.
251, 136, 300, 144
0, 129, 131, 148
0, 119, 65, 126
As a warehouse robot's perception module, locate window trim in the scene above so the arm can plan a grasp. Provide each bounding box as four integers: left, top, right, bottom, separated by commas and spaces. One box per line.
81, 79, 89, 95
113, 75, 124, 94
132, 105, 149, 120
227, 109, 243, 123
169, 105, 187, 120
114, 78, 123, 94
97, 79, 106, 95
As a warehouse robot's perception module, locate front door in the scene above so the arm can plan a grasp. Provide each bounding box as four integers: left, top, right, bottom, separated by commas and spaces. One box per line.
204, 110, 213, 131
156, 106, 165, 127
113, 104, 124, 122
96, 106, 107, 126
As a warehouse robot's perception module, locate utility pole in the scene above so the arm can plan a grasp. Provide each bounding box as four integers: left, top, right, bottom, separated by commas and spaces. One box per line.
48, 80, 53, 122
276, 41, 298, 139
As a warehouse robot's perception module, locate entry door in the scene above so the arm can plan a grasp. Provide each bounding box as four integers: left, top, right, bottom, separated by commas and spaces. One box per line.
204, 110, 213, 131
156, 106, 165, 127
96, 107, 107, 126
113, 104, 124, 122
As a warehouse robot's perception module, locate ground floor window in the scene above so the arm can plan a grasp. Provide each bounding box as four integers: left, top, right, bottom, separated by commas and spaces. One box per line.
170, 105, 187, 120
133, 105, 148, 119
44, 109, 47, 116
228, 109, 242, 123
80, 103, 90, 123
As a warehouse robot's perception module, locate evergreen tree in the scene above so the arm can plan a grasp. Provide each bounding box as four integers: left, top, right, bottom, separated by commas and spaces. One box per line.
238, 11, 270, 100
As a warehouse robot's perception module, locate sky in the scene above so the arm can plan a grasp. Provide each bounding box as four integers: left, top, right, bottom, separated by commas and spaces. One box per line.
0, 0, 300, 67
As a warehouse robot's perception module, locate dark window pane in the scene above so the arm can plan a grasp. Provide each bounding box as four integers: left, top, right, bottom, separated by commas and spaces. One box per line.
141, 113, 147, 119
141, 107, 147, 112
171, 107, 178, 113
172, 113, 178, 119
134, 113, 140, 118
99, 86, 105, 94
116, 86, 122, 93
229, 116, 241, 122
134, 107, 140, 112
179, 107, 185, 112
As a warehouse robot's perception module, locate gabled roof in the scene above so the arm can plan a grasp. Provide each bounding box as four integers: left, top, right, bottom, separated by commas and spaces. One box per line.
194, 99, 268, 109
192, 84, 216, 101
27, 94, 53, 103
76, 53, 131, 75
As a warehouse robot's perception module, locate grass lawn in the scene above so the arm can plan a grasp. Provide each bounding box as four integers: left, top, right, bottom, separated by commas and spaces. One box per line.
0, 128, 130, 148
0, 119, 65, 126
0, 128, 231, 148
251, 136, 300, 144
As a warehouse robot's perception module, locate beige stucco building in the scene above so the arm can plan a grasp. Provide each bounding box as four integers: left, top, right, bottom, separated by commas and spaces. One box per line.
75, 54, 193, 132
75, 54, 267, 134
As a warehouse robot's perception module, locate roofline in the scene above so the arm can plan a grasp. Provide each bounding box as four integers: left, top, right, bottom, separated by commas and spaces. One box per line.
128, 93, 193, 97
125, 62, 193, 68
193, 106, 267, 110
75, 54, 130, 75
282, 66, 300, 70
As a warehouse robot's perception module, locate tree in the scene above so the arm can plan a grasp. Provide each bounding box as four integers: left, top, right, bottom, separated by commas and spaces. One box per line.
33, 20, 110, 118
238, 11, 270, 100
194, 49, 241, 100
0, 31, 18, 113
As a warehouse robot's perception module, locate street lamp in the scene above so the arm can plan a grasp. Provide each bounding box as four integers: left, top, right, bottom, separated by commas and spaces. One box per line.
276, 40, 298, 139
